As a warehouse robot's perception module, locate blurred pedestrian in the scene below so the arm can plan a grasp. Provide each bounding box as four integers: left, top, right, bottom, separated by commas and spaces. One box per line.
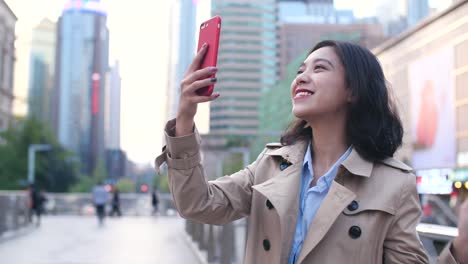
109, 187, 122, 217
155, 40, 466, 263
92, 181, 108, 226
27, 183, 45, 226
151, 189, 159, 216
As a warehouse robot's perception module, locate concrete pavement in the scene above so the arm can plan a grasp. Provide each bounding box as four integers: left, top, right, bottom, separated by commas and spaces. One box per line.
0, 215, 200, 264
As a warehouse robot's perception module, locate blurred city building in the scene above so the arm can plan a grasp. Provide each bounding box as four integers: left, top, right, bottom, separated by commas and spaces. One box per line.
279, 0, 353, 24
375, 0, 407, 36
208, 0, 280, 140
105, 149, 126, 180
278, 23, 386, 78
54, 0, 109, 174
0, 0, 16, 132
374, 0, 468, 201
278, 0, 386, 78
104, 61, 125, 179
28, 19, 56, 127
104, 61, 121, 151
166, 0, 198, 121
407, 0, 430, 27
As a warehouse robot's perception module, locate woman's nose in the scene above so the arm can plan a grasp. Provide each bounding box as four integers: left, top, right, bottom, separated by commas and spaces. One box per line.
296, 72, 309, 85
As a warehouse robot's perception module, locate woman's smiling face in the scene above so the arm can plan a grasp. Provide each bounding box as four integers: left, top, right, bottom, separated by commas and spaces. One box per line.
291, 46, 352, 121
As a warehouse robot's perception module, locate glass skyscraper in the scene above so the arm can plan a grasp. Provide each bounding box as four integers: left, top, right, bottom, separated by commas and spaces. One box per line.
210, 0, 279, 139
166, 0, 198, 121
28, 19, 56, 126
55, 0, 109, 174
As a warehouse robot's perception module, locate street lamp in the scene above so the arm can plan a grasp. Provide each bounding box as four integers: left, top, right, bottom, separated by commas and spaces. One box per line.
27, 144, 52, 184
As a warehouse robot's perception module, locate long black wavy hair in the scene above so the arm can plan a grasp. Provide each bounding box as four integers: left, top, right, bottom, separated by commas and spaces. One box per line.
280, 40, 403, 162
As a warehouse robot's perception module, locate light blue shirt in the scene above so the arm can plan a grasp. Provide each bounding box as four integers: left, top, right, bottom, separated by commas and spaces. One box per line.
287, 144, 353, 264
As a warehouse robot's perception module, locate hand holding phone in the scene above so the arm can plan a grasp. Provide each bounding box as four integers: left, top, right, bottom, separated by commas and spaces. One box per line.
195, 16, 221, 96
175, 16, 222, 137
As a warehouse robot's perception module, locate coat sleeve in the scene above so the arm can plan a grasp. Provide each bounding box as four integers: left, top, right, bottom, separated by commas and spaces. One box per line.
155, 119, 265, 225
383, 173, 430, 263
380, 171, 460, 264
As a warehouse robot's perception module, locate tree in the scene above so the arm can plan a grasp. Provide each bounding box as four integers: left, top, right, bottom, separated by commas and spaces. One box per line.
0, 117, 79, 191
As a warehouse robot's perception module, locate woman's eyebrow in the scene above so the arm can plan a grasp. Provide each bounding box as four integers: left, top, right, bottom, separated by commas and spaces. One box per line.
312, 58, 335, 69
300, 58, 335, 69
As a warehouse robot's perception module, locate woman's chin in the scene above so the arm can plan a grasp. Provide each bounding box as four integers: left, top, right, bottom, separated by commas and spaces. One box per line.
292, 107, 314, 119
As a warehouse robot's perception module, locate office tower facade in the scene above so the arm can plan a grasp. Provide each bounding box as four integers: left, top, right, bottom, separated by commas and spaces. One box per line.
104, 61, 123, 179
104, 61, 121, 150
209, 0, 279, 139
278, 0, 355, 24
407, 0, 429, 26
278, 23, 385, 78
55, 0, 109, 174
0, 0, 16, 131
166, 0, 198, 121
28, 19, 56, 126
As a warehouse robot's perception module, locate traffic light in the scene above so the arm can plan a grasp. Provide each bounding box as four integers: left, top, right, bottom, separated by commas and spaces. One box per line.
140, 184, 148, 193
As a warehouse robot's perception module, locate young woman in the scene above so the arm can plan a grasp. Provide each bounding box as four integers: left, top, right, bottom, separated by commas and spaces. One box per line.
156, 40, 467, 263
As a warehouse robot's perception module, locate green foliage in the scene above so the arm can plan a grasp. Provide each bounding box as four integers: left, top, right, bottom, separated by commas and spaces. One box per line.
155, 173, 169, 193
0, 117, 79, 191
115, 178, 135, 193
222, 153, 244, 175
92, 159, 107, 179
69, 175, 96, 193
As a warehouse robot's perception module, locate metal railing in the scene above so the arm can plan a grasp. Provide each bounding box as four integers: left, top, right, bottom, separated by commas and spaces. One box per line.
0, 191, 30, 238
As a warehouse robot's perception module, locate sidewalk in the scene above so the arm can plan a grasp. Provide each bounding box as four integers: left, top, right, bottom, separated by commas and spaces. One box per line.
0, 215, 200, 264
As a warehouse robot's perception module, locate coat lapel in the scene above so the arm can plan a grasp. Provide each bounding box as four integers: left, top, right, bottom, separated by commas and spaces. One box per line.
297, 180, 356, 263
252, 141, 308, 262
252, 162, 302, 260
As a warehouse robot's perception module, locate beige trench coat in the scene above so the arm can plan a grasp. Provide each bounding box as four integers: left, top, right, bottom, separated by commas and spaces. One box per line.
156, 119, 458, 264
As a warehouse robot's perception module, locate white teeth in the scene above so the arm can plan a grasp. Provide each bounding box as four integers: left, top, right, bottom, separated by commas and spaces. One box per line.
296, 91, 313, 97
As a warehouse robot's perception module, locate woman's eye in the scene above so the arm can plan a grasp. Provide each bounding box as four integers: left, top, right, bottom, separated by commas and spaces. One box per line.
296, 70, 304, 75
314, 65, 325, 70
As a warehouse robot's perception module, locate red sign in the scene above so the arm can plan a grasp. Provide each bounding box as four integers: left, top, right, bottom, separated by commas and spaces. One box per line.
92, 73, 100, 115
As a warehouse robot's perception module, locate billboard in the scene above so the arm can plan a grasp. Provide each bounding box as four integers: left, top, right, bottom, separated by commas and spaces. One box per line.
409, 47, 456, 170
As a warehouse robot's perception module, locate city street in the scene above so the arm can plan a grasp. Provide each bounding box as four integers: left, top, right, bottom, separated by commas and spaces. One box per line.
0, 215, 200, 264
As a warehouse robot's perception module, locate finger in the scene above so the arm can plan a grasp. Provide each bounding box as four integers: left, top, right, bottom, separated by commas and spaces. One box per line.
183, 67, 217, 88
185, 77, 217, 95
185, 43, 208, 75
192, 93, 221, 104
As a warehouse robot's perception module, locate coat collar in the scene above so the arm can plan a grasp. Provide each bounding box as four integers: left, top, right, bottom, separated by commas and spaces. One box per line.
341, 148, 374, 177
264, 141, 307, 165
265, 141, 374, 178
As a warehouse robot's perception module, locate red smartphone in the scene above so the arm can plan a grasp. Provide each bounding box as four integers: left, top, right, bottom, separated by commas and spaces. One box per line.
196, 16, 222, 96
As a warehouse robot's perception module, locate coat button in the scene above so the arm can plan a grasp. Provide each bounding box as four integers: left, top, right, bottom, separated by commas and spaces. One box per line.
349, 226, 362, 239
347, 200, 359, 211
263, 239, 271, 251
279, 161, 289, 171
266, 200, 274, 210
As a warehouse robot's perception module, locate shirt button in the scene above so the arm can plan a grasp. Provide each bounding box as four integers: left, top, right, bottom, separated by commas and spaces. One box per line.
349, 226, 362, 239
279, 161, 289, 171
347, 200, 359, 211
266, 199, 274, 210
263, 239, 271, 251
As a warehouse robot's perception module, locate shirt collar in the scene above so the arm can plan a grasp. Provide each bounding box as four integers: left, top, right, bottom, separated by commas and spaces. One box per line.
302, 144, 353, 187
